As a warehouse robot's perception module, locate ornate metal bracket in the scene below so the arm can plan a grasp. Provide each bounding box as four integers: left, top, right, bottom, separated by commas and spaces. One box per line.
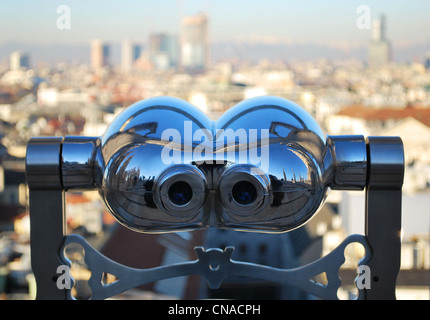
60, 233, 370, 300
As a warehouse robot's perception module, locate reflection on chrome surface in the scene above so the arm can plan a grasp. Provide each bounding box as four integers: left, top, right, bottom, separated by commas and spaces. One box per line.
60, 95, 368, 233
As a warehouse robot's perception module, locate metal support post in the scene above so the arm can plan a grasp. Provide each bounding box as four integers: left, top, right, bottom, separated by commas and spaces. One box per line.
26, 137, 68, 300
363, 136, 404, 299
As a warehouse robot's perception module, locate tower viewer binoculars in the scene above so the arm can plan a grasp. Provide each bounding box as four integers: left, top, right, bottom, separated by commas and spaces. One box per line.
26, 96, 404, 234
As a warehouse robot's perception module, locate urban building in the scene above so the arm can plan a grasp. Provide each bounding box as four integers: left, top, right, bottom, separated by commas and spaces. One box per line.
9, 51, 29, 71
121, 39, 141, 73
425, 52, 430, 70
91, 39, 110, 70
180, 13, 209, 73
149, 33, 179, 71
368, 15, 391, 68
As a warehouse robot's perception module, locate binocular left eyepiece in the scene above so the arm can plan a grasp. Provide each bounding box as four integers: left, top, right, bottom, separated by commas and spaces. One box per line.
153, 164, 207, 218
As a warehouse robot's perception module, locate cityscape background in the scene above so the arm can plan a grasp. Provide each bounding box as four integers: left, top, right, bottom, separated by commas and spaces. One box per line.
0, 1, 429, 300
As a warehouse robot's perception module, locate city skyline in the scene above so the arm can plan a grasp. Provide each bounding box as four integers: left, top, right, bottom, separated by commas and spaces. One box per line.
0, 1, 429, 54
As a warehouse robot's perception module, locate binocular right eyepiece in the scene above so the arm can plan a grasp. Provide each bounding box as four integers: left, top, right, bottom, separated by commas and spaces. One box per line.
56, 96, 377, 233
217, 164, 271, 219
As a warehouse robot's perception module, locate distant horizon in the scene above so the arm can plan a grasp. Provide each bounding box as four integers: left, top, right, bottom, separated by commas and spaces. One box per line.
0, 38, 428, 68
1, 1, 429, 66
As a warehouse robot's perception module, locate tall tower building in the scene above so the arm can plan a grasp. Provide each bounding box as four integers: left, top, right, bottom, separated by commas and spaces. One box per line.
91, 39, 110, 70
368, 15, 391, 68
10, 51, 29, 71
122, 39, 141, 73
424, 52, 430, 70
149, 33, 179, 70
180, 13, 209, 73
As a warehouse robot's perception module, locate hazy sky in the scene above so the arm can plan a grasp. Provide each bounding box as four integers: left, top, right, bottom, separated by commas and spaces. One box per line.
0, 0, 429, 48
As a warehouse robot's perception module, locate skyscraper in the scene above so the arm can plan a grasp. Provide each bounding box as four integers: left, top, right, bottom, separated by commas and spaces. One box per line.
10, 51, 29, 71
149, 33, 179, 70
122, 39, 141, 73
91, 39, 110, 70
180, 13, 209, 73
424, 52, 430, 70
368, 15, 391, 68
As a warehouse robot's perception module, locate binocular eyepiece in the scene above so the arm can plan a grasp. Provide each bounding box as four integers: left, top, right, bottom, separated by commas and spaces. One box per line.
153, 164, 206, 219
146, 163, 271, 231
218, 165, 270, 218
156, 165, 265, 209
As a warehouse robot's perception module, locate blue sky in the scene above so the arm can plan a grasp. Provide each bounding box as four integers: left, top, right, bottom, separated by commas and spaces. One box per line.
0, 0, 429, 47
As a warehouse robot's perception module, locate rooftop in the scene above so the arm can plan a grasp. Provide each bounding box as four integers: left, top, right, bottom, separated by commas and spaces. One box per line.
337, 105, 430, 127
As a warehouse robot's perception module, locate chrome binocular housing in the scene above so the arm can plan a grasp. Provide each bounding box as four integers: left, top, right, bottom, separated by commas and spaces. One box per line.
28, 96, 399, 234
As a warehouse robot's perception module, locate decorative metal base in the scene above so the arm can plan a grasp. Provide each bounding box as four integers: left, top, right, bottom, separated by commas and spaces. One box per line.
60, 234, 371, 300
